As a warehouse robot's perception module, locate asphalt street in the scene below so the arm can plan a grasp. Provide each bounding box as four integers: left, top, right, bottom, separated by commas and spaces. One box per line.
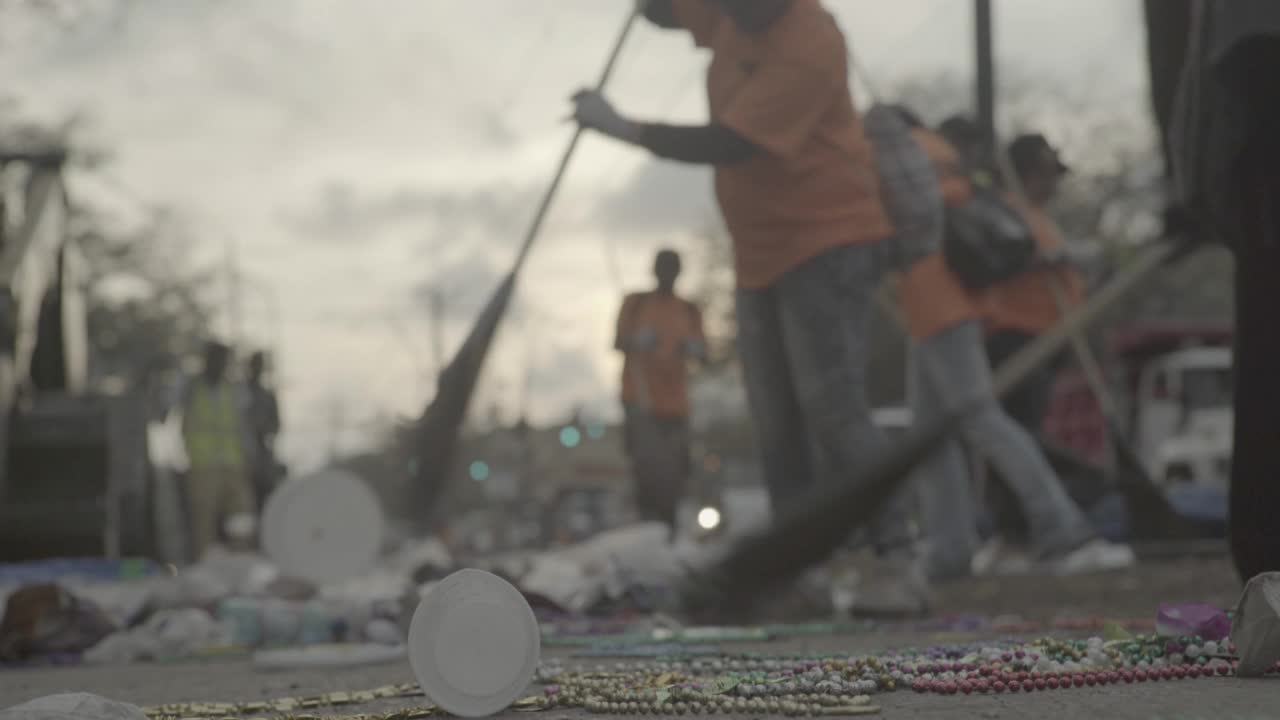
2, 554, 1273, 720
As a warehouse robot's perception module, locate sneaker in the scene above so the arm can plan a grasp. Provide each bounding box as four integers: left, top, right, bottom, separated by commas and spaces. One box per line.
849, 553, 932, 618
1045, 538, 1137, 576
971, 537, 1034, 577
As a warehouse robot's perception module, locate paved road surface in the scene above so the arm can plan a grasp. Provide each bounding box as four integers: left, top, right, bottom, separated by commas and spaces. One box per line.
3, 555, 1274, 719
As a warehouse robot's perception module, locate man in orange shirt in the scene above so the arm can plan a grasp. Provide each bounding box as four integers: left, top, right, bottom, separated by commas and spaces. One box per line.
979, 134, 1085, 562
983, 134, 1083, 423
888, 116, 1132, 580
615, 249, 706, 536
574, 0, 926, 613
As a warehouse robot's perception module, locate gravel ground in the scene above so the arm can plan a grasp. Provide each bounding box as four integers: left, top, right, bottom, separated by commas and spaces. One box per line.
2, 554, 1274, 720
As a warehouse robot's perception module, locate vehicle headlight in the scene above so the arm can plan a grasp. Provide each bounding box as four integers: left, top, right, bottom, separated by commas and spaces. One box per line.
697, 506, 722, 531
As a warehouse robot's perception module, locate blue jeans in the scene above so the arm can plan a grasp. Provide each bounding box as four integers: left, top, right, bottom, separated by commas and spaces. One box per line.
910, 320, 1096, 578
736, 243, 912, 553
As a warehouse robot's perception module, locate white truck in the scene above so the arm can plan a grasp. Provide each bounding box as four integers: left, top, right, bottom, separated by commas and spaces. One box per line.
1134, 346, 1233, 490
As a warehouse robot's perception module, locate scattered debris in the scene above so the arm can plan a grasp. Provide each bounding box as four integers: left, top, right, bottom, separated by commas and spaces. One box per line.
1, 693, 147, 720
1231, 572, 1280, 677
0, 584, 117, 662
83, 609, 231, 665
409, 569, 540, 718
1155, 602, 1231, 641
142, 683, 423, 719
261, 470, 385, 586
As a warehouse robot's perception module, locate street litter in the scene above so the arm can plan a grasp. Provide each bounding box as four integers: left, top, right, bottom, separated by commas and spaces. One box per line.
83, 609, 231, 665
1155, 601, 1231, 641
409, 568, 541, 718
0, 583, 117, 662
260, 469, 385, 585
1, 693, 147, 720
1231, 572, 1280, 677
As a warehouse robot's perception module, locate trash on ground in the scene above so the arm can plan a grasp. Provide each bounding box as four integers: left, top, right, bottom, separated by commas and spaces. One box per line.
0, 693, 147, 720
83, 609, 231, 665
1155, 601, 1232, 641
261, 469, 385, 586
1232, 572, 1280, 677
0, 584, 118, 662
409, 569, 540, 718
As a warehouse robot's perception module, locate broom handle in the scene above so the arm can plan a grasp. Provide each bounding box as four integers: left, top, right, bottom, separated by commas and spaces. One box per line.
513, 6, 645, 271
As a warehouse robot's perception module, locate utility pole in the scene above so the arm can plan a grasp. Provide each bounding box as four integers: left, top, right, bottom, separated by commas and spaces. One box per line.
974, 0, 997, 167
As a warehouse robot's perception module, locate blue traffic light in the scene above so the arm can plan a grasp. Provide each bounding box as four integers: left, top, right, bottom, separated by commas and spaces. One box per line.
559, 426, 582, 448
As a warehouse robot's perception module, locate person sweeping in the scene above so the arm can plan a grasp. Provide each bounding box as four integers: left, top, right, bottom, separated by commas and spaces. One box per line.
871, 110, 1135, 581
572, 0, 928, 615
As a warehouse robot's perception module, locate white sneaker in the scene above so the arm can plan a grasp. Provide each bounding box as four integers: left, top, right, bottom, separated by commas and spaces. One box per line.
971, 537, 1034, 577
1046, 539, 1137, 576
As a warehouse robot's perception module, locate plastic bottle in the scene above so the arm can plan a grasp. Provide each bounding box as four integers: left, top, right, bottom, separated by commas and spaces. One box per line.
299, 601, 337, 645
260, 599, 303, 647
216, 598, 263, 647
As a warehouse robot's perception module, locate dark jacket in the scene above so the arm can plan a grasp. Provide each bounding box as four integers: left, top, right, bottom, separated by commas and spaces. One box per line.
1167, 0, 1280, 249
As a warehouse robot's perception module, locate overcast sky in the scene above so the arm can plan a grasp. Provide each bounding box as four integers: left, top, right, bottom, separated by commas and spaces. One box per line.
0, 0, 1150, 472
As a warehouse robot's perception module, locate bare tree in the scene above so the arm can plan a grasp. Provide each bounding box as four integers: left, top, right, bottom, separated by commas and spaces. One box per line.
685, 216, 737, 370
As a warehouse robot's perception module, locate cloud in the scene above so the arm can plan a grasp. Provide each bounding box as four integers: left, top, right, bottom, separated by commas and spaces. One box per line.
0, 0, 1154, 474
284, 182, 536, 245
411, 250, 509, 321
592, 160, 716, 235
526, 342, 607, 409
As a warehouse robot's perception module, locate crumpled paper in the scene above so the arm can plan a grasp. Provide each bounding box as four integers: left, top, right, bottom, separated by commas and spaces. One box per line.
0, 584, 119, 661
1231, 572, 1280, 677
1155, 602, 1232, 641
0, 693, 147, 720
83, 609, 231, 665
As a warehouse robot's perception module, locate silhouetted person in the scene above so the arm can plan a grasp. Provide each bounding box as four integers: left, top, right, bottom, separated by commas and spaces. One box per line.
615, 249, 705, 536
973, 133, 1087, 573
573, 0, 930, 616
244, 351, 282, 513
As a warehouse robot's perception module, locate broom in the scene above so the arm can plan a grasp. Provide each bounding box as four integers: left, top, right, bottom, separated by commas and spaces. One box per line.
682, 236, 1201, 613
408, 5, 646, 532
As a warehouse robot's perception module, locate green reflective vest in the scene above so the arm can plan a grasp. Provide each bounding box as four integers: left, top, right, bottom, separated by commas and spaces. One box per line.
184, 381, 245, 471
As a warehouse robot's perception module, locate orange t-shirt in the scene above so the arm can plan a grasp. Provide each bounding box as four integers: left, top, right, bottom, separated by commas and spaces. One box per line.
616, 291, 705, 418
980, 195, 1085, 335
897, 129, 980, 340
671, 0, 893, 289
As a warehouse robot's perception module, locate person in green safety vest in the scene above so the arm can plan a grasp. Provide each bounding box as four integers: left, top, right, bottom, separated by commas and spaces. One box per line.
179, 340, 253, 561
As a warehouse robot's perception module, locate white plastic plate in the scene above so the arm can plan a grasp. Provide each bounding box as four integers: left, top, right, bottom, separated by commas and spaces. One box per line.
408, 569, 540, 718
263, 469, 384, 585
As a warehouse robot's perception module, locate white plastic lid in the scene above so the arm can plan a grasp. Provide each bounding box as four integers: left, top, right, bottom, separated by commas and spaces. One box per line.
409, 569, 541, 718
262, 469, 384, 585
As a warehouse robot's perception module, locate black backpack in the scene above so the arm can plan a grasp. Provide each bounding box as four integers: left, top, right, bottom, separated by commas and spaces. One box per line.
943, 184, 1038, 289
